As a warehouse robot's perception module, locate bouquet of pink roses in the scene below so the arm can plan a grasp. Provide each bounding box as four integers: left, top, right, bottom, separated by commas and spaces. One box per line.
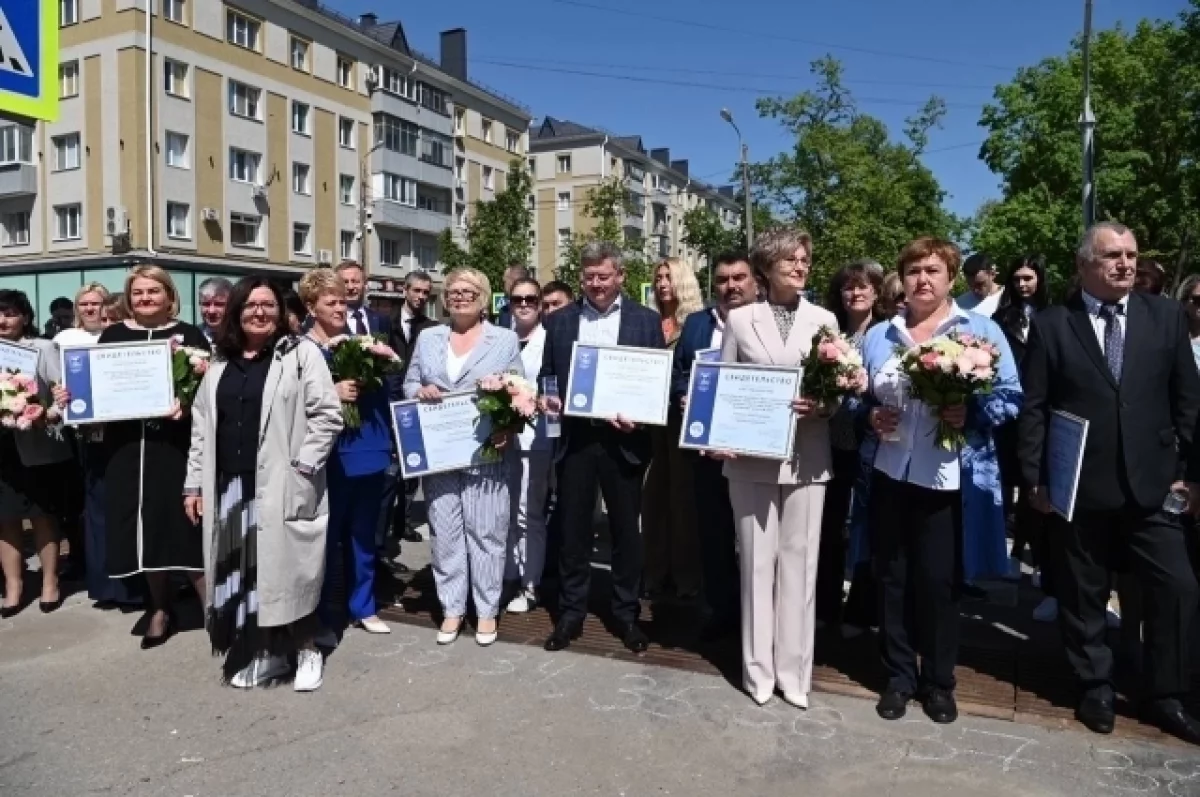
898, 330, 1001, 450
0, 370, 59, 430
801, 326, 868, 408
475, 371, 538, 463
170, 335, 211, 409
327, 334, 402, 428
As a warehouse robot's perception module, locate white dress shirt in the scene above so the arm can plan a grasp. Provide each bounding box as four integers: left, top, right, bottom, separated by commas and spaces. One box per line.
709, 308, 726, 350
871, 303, 975, 492
1080, 290, 1129, 353
446, 343, 470, 383
578, 295, 622, 346
348, 305, 369, 335
956, 288, 1003, 319
398, 304, 414, 342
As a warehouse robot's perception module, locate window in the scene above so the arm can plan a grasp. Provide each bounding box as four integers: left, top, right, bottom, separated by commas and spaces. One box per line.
454, 109, 465, 135
166, 202, 190, 239
292, 162, 310, 195
454, 157, 465, 181
229, 212, 262, 248
54, 205, 82, 241
455, 204, 467, 229
557, 155, 572, 174
482, 166, 494, 191
0, 126, 33, 165
417, 193, 443, 213
59, 62, 79, 98
557, 228, 571, 248
292, 223, 311, 255
164, 59, 189, 98
229, 148, 261, 184
52, 133, 80, 171
416, 244, 437, 270
505, 130, 520, 153
338, 117, 355, 149
339, 175, 355, 205
481, 119, 493, 145
164, 0, 185, 24
228, 80, 260, 119
291, 101, 310, 135
226, 9, 260, 50
339, 230, 355, 260
420, 132, 450, 167
290, 37, 309, 71
336, 56, 353, 89
527, 157, 536, 176
373, 113, 417, 156
418, 83, 448, 115
382, 173, 416, 206
165, 131, 189, 168
381, 238, 401, 266
60, 0, 79, 26
557, 192, 570, 211
3, 213, 30, 246
381, 68, 416, 100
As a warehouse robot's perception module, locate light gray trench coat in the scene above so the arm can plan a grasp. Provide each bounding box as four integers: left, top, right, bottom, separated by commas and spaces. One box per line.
185, 337, 343, 628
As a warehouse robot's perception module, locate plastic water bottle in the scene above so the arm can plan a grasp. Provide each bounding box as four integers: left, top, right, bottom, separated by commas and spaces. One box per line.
541, 376, 562, 439
1163, 485, 1190, 515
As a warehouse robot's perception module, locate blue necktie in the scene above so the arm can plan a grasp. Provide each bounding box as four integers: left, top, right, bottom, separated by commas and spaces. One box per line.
1099, 303, 1124, 382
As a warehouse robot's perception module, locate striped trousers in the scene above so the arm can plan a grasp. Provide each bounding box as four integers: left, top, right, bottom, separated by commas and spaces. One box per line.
425, 460, 512, 619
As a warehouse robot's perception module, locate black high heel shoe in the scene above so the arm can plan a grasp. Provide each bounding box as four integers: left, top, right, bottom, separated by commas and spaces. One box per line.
140, 612, 176, 650
39, 596, 64, 614
1, 604, 19, 619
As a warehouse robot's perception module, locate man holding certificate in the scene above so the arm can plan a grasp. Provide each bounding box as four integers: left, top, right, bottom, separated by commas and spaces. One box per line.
1018, 222, 1200, 744
539, 241, 667, 654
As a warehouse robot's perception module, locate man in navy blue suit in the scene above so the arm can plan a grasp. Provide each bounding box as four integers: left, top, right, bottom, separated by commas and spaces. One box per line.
672, 251, 756, 640
539, 242, 667, 654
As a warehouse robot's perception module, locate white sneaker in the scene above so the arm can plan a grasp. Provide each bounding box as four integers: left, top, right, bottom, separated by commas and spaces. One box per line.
313, 628, 339, 649
357, 616, 391, 634
230, 654, 289, 689
1032, 596, 1059, 623
506, 588, 537, 614
294, 649, 324, 692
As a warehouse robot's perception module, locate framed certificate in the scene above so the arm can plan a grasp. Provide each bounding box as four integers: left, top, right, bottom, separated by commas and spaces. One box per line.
565, 342, 673, 426
679, 361, 802, 460
391, 392, 490, 478
0, 338, 40, 376
695, 347, 722, 364
59, 341, 176, 424
1046, 410, 1089, 522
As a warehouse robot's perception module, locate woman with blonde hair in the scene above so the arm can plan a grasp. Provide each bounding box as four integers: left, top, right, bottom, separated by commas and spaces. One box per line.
97, 265, 209, 647
54, 282, 110, 347
404, 267, 523, 646
642, 257, 706, 601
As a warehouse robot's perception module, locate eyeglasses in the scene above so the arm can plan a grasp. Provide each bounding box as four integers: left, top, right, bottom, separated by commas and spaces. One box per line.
447, 289, 480, 301
242, 302, 279, 314
509, 294, 540, 306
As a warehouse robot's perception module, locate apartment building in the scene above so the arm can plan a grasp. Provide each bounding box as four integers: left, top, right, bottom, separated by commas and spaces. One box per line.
528, 116, 741, 279
0, 0, 528, 324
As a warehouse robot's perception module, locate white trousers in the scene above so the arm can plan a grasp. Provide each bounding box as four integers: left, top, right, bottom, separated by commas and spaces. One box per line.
505, 450, 553, 589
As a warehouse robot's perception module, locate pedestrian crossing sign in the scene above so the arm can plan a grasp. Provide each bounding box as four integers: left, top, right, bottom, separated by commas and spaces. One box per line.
0, 1, 58, 121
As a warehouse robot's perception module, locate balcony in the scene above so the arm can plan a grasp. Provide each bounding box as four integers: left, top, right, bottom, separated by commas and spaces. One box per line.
0, 164, 37, 198
372, 201, 452, 237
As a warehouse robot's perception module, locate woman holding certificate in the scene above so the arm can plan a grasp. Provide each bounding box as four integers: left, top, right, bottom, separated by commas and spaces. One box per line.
185, 278, 342, 690
0, 290, 75, 617
714, 228, 840, 708
97, 266, 210, 647
403, 267, 523, 647
855, 238, 1021, 725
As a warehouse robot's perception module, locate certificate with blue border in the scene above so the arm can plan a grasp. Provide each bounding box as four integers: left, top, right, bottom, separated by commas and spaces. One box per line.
564, 343, 673, 426
695, 347, 721, 363
59, 340, 175, 425
679, 361, 802, 460
391, 391, 489, 479
1046, 410, 1089, 522
0, 338, 40, 376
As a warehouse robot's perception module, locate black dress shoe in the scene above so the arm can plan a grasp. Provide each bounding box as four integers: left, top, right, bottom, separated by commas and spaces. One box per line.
0, 604, 19, 619
1142, 699, 1200, 746
140, 614, 175, 650
922, 688, 958, 724
876, 689, 911, 720
39, 596, 64, 614
620, 623, 650, 654
1076, 695, 1116, 734
544, 620, 582, 652
399, 527, 423, 543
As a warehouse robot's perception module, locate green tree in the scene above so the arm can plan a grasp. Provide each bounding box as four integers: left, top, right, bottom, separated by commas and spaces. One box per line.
682, 205, 742, 265
555, 176, 654, 303
751, 57, 962, 294
436, 159, 533, 290
975, 18, 1200, 294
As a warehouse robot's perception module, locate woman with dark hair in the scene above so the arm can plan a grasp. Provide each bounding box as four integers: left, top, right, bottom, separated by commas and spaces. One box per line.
185, 278, 342, 689
0, 290, 75, 617
992, 255, 1048, 366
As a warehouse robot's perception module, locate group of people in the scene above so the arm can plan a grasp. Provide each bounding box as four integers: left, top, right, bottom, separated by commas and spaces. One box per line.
3, 221, 1200, 746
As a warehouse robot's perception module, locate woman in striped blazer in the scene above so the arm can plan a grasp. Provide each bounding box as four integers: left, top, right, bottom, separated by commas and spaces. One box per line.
403, 267, 524, 647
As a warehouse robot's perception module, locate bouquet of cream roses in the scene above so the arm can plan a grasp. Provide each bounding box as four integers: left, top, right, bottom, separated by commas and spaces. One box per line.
898, 331, 1000, 450
800, 326, 868, 407
475, 371, 538, 463
0, 370, 59, 430
170, 334, 211, 408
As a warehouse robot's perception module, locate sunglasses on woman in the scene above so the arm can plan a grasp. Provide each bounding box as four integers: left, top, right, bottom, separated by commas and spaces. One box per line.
509, 294, 540, 307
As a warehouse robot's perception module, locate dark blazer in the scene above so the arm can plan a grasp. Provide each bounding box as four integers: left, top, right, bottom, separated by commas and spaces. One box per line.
539, 296, 666, 465
671, 307, 719, 404
1017, 291, 1200, 512
388, 309, 440, 369
494, 306, 514, 330
992, 304, 1036, 369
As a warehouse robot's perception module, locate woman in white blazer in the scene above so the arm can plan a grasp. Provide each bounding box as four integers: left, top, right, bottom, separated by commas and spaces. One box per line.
714, 228, 839, 708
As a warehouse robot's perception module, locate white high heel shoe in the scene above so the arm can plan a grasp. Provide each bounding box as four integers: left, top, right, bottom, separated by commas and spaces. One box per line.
782, 691, 809, 710
357, 616, 391, 634
437, 618, 463, 645
476, 619, 498, 647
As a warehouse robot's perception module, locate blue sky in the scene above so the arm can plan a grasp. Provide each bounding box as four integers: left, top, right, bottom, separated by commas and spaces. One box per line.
331, 0, 1186, 220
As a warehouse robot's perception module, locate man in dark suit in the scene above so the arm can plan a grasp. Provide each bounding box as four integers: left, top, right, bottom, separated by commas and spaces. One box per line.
337, 260, 391, 338
671, 251, 755, 640
539, 241, 667, 653
1018, 221, 1200, 743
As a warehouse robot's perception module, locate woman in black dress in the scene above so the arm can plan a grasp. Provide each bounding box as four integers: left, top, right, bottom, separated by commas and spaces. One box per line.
98, 265, 209, 647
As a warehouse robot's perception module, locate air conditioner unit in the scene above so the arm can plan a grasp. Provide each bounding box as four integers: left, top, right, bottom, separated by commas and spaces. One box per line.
105, 206, 128, 237
318, 249, 333, 264
201, 207, 219, 223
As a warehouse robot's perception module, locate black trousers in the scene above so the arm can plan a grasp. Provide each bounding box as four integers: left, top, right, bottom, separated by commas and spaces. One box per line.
1058, 506, 1197, 699
556, 428, 647, 627
870, 471, 962, 694
690, 452, 738, 625
816, 448, 859, 625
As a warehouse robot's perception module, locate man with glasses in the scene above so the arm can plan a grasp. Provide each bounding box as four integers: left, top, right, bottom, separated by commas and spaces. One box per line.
538, 241, 666, 654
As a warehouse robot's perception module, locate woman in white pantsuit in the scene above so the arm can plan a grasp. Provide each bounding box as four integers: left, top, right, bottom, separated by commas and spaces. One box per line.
403, 267, 523, 647
714, 228, 839, 708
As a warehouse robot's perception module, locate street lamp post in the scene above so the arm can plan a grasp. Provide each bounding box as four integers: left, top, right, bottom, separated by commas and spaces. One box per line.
720, 108, 753, 250
1079, 0, 1097, 229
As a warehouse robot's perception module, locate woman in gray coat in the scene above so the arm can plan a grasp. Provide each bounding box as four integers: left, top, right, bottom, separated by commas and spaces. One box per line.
184, 279, 342, 691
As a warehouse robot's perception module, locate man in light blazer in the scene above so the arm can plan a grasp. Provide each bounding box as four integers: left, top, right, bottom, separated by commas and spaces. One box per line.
539, 242, 667, 654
